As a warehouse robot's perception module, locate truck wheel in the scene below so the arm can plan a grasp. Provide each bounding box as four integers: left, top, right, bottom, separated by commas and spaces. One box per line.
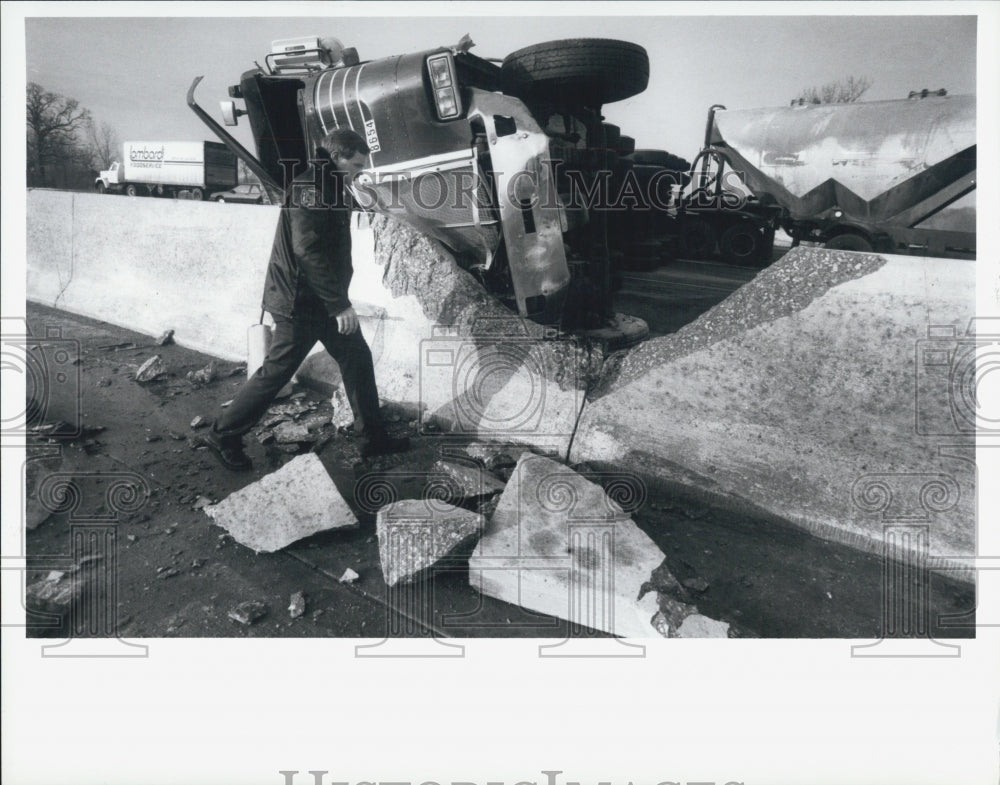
719, 221, 765, 266
95, 182, 107, 195
679, 217, 714, 259
124, 184, 139, 197
825, 232, 873, 252
502, 39, 649, 106
190, 188, 204, 201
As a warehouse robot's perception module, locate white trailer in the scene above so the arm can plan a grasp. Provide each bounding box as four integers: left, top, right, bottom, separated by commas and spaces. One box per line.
95, 141, 238, 200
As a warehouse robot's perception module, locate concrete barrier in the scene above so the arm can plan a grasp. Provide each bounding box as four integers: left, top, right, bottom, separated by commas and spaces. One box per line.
27, 189, 279, 361
570, 246, 977, 573
26, 190, 977, 572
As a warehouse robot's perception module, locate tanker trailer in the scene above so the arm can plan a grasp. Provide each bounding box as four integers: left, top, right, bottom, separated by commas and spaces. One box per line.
679, 92, 975, 262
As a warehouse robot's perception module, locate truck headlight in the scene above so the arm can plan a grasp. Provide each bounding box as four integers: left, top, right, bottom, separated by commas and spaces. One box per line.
427, 53, 462, 120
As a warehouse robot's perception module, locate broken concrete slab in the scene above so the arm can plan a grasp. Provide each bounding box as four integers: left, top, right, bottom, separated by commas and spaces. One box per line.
376, 499, 483, 587
468, 453, 670, 638
432, 459, 507, 499
204, 453, 357, 552
570, 248, 977, 575
156, 329, 175, 346
135, 355, 167, 382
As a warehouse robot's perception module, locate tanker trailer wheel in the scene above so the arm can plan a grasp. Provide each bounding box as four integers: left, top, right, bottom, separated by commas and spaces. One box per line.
719, 220, 765, 266
824, 231, 873, 252
679, 217, 714, 259
190, 187, 204, 201
124, 184, 139, 197
501, 39, 649, 106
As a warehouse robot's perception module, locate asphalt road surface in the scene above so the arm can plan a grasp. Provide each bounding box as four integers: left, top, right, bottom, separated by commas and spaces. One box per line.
20, 301, 975, 640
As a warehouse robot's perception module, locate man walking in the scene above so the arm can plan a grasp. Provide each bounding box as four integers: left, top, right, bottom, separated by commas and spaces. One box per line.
201, 128, 408, 470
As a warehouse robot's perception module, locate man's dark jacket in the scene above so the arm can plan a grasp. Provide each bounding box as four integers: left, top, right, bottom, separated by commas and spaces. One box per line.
262, 168, 354, 319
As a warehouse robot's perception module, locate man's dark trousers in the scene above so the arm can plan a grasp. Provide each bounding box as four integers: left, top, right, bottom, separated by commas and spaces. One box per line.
213, 303, 381, 441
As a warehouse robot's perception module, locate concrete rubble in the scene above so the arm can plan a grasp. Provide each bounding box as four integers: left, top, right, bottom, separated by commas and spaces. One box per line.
204, 453, 358, 552
376, 499, 483, 587
228, 600, 268, 625
135, 355, 167, 382
288, 591, 306, 619
186, 360, 219, 385
432, 459, 507, 499
156, 329, 175, 346
470, 453, 673, 638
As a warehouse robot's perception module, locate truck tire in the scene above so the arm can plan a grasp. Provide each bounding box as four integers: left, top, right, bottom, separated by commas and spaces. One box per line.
95, 182, 107, 195
502, 39, 649, 106
190, 187, 204, 201
825, 231, 873, 252
719, 221, 765, 266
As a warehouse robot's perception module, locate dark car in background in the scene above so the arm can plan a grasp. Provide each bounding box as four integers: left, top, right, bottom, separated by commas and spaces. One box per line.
211, 183, 267, 203
189, 35, 689, 329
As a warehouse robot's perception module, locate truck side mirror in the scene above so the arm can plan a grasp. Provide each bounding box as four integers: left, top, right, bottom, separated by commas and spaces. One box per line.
220, 100, 246, 127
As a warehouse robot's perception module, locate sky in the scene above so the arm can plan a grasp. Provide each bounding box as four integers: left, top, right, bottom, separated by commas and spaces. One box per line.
22, 11, 979, 162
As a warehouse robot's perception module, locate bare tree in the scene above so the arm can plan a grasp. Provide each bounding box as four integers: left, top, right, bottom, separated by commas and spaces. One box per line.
85, 119, 121, 171
26, 82, 92, 186
793, 75, 873, 105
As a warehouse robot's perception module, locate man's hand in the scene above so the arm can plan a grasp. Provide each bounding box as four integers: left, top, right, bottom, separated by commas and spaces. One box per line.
335, 306, 359, 335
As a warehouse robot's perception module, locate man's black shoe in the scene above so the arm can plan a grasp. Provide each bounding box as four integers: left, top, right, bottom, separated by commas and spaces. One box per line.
198, 429, 252, 471
360, 434, 411, 458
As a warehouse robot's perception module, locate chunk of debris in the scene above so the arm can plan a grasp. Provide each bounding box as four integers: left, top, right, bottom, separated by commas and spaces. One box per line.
190, 416, 209, 430
376, 499, 483, 586
145, 434, 163, 443
98, 378, 113, 388
204, 453, 358, 552
288, 591, 306, 619
273, 421, 311, 444
682, 577, 710, 594
26, 573, 84, 619
191, 496, 213, 511
469, 453, 673, 638
135, 355, 168, 383
156, 329, 175, 346
227, 600, 268, 626
186, 360, 220, 385
675, 614, 730, 638
432, 459, 506, 499
338, 567, 360, 584
221, 400, 233, 408
156, 567, 181, 580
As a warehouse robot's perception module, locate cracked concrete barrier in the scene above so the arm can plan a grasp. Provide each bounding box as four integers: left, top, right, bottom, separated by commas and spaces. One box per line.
570, 247, 977, 573
299, 215, 594, 455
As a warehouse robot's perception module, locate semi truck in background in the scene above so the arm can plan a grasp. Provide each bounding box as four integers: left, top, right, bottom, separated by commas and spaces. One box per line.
94, 141, 238, 200
675, 93, 976, 263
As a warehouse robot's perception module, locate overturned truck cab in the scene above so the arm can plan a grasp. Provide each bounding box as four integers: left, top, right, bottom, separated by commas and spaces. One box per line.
189, 35, 655, 331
